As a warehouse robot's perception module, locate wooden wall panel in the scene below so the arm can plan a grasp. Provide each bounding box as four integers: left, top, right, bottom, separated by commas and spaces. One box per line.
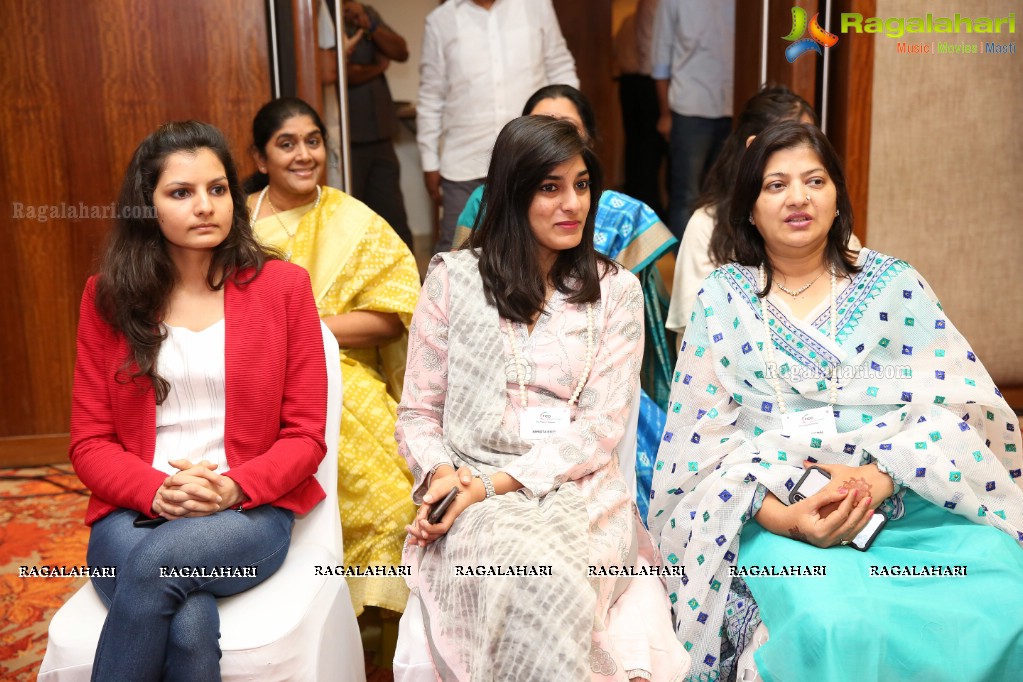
735, 0, 819, 119
827, 0, 875, 244
0, 0, 271, 465
734, 0, 872, 240
553, 0, 621, 185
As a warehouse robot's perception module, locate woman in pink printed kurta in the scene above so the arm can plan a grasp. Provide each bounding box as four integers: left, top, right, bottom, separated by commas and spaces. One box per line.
395, 117, 687, 681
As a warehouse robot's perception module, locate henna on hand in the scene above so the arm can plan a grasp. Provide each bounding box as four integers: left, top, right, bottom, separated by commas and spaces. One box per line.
840, 476, 872, 496
788, 526, 808, 542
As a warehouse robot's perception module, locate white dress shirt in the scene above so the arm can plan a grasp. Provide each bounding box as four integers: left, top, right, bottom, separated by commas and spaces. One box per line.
416, 0, 579, 181
651, 0, 734, 118
666, 206, 715, 334
153, 320, 229, 476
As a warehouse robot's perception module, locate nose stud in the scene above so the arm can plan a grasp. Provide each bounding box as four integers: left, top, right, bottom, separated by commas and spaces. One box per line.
805, 194, 810, 203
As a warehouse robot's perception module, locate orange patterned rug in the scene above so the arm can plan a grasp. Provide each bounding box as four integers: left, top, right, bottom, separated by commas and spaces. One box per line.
0, 465, 90, 680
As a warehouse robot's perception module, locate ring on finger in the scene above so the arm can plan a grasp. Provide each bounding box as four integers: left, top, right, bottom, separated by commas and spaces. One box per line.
839, 539, 851, 546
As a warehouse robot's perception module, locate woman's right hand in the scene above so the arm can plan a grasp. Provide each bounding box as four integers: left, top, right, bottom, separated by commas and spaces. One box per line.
151, 459, 223, 520
405, 465, 482, 548
784, 487, 874, 548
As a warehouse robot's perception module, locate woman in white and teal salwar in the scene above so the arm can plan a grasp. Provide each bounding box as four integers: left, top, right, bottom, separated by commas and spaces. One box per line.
650, 122, 1023, 682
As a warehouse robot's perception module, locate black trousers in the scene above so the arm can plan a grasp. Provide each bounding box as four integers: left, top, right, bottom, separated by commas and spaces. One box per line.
618, 73, 667, 221
350, 139, 414, 250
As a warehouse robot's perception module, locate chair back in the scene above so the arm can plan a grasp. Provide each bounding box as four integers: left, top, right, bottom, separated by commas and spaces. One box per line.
290, 322, 343, 560
618, 382, 641, 496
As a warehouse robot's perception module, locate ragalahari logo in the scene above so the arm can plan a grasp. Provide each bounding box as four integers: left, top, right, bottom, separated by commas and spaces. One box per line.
783, 6, 839, 62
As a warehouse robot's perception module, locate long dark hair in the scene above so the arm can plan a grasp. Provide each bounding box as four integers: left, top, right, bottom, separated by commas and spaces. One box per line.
522, 84, 598, 144
243, 97, 328, 193
728, 121, 860, 295
96, 120, 275, 403
704, 84, 818, 266
465, 116, 616, 324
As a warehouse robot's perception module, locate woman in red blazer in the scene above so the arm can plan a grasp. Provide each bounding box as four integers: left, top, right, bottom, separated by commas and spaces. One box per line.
69, 121, 327, 681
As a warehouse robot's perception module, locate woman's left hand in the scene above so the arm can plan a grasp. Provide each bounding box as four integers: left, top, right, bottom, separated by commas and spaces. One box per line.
405, 466, 484, 548
805, 459, 894, 516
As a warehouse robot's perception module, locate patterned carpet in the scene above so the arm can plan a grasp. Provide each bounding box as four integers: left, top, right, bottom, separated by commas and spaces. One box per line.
0, 466, 395, 681
0, 464, 90, 680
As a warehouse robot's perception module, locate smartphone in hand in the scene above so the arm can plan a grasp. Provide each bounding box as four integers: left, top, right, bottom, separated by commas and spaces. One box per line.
788, 466, 831, 505
427, 487, 459, 524
850, 512, 887, 551
133, 512, 168, 528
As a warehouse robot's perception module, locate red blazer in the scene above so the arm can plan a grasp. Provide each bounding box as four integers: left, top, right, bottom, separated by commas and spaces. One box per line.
70, 260, 328, 525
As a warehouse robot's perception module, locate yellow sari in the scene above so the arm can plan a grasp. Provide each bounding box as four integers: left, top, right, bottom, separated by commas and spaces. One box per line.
250, 186, 420, 615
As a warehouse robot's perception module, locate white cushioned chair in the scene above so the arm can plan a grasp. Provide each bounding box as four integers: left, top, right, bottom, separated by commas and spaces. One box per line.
39, 322, 365, 682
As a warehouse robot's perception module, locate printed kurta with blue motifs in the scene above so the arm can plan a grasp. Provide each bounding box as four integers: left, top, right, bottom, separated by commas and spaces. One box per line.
650, 250, 1023, 682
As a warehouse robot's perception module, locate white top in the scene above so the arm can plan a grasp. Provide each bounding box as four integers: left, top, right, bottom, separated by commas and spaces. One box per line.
651, 0, 734, 118
153, 320, 228, 476
667, 205, 716, 333
416, 0, 579, 180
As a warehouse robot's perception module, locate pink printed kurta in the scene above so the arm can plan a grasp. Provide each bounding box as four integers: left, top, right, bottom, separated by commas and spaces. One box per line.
396, 251, 687, 681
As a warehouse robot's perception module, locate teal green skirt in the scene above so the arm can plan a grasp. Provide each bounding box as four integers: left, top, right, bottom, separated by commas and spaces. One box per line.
738, 491, 1023, 681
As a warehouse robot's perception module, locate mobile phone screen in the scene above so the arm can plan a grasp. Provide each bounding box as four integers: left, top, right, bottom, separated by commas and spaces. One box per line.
851, 512, 886, 550
788, 466, 832, 504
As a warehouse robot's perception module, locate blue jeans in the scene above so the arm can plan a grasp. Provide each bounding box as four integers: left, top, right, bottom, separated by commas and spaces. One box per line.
87, 506, 294, 682
668, 113, 732, 239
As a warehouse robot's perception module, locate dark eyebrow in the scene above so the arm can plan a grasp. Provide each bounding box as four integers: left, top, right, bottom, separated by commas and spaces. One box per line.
275, 130, 321, 141
764, 167, 826, 180
544, 169, 590, 181
163, 176, 228, 188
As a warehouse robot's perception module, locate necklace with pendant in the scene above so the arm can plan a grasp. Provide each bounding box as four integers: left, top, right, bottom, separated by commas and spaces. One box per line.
250, 185, 321, 261
775, 270, 824, 297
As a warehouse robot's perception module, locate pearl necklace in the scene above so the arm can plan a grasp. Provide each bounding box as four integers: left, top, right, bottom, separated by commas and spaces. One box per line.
775, 270, 825, 297
504, 302, 594, 409
758, 264, 839, 411
250, 185, 321, 260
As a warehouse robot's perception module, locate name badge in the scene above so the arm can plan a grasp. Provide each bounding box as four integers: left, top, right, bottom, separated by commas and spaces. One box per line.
520, 407, 570, 441
781, 405, 837, 437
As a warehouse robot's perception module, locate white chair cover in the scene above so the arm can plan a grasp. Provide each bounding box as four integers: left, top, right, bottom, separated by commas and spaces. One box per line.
39, 322, 366, 682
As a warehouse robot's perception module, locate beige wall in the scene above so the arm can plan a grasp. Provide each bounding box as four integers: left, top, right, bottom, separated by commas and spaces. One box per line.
371, 0, 435, 103
867, 0, 1023, 385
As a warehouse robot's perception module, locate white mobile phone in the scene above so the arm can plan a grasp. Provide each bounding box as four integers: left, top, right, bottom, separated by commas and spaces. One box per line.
787, 466, 831, 505
850, 512, 887, 551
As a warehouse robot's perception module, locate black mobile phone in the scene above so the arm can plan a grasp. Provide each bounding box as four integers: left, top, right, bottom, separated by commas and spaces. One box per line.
850, 512, 887, 551
788, 466, 832, 505
133, 512, 168, 528
427, 487, 459, 524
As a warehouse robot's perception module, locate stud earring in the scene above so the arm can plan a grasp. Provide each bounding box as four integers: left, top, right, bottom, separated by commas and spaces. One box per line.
748, 213, 755, 225
835, 208, 840, 217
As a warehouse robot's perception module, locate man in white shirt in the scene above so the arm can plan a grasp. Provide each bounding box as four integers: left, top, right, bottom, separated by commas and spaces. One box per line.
417, 0, 579, 253
652, 0, 734, 239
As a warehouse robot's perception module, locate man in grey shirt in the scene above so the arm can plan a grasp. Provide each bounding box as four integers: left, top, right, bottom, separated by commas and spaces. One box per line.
341, 0, 414, 249
652, 0, 735, 239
